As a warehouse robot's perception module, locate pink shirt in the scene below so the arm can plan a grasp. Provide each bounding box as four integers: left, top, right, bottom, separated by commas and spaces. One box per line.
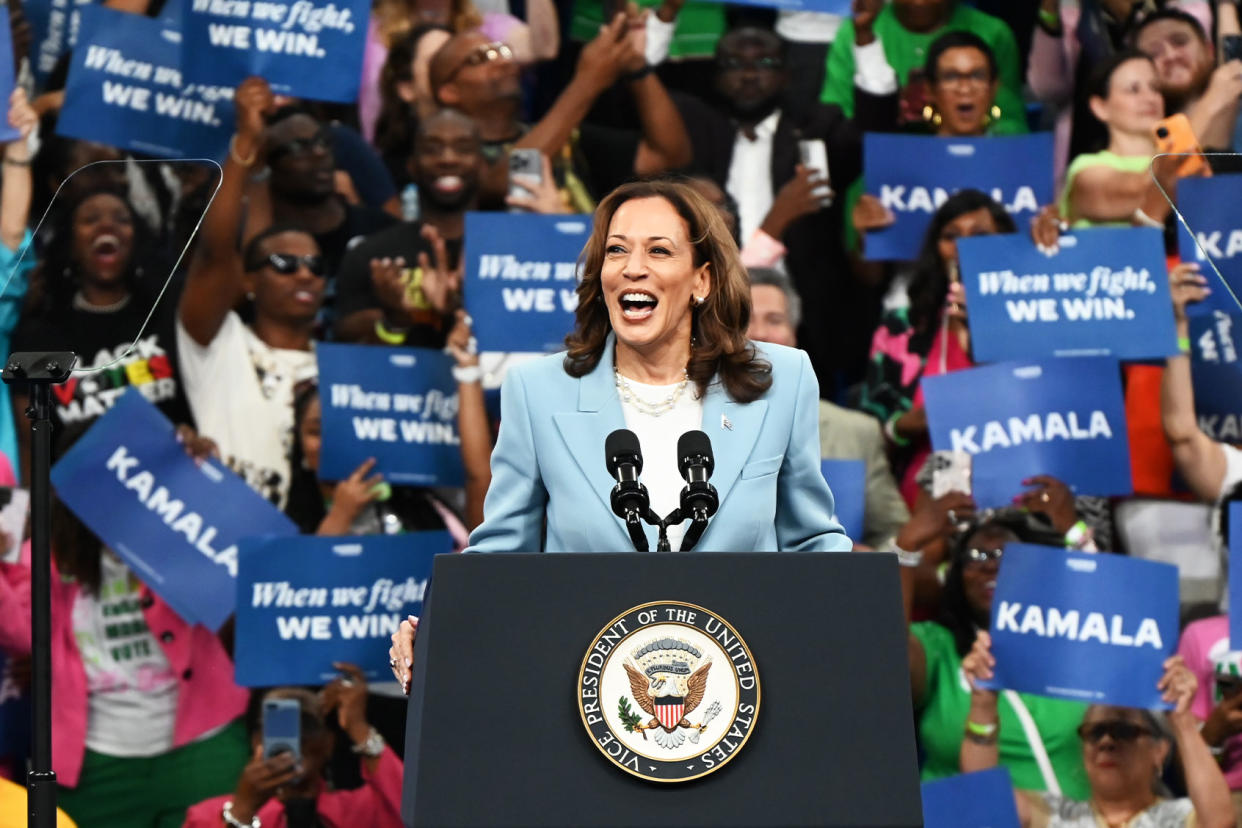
1177, 615, 1242, 790
183, 746, 405, 828
0, 509, 247, 787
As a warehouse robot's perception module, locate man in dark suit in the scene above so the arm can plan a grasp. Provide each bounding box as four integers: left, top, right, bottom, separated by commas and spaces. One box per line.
674, 26, 878, 398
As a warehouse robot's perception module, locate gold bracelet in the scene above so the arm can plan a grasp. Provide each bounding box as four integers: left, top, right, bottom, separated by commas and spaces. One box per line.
228, 134, 258, 167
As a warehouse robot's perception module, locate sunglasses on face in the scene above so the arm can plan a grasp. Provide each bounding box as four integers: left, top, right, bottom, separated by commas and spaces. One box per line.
268, 127, 333, 162
961, 546, 1004, 567
1218, 676, 1242, 700
249, 252, 326, 277
1077, 721, 1151, 744
446, 42, 514, 81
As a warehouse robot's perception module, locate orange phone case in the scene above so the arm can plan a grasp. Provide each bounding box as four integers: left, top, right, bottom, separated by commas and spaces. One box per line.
1153, 113, 1212, 178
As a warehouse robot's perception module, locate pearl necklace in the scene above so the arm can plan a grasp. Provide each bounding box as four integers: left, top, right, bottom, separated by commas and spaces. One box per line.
614, 368, 690, 417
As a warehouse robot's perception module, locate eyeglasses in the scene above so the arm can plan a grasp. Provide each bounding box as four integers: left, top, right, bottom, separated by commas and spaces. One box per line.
249, 252, 326, 277
1077, 721, 1152, 744
718, 56, 783, 72
1217, 676, 1242, 700
961, 547, 1004, 567
445, 42, 514, 82
268, 127, 333, 162
934, 69, 992, 88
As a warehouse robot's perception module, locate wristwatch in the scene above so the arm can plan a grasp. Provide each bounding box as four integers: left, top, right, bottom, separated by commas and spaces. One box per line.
351, 726, 385, 758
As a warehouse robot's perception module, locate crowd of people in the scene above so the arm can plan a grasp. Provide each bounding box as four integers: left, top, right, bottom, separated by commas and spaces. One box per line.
0, 0, 1241, 825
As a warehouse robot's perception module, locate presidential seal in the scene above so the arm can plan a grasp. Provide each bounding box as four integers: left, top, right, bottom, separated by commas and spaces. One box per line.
577, 601, 760, 783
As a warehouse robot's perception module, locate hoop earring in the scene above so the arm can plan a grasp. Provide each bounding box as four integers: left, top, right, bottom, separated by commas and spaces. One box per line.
922, 105, 942, 128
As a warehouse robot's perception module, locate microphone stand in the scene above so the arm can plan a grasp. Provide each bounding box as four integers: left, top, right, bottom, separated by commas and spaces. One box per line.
4, 352, 75, 828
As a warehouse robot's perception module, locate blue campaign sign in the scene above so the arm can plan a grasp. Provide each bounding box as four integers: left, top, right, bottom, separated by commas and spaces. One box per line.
985, 544, 1178, 709
923, 359, 1132, 509
959, 228, 1178, 362
317, 343, 465, 487
463, 212, 587, 353
922, 768, 1019, 828
863, 133, 1053, 261
180, 0, 370, 102
1230, 503, 1242, 648
57, 5, 234, 159
1177, 174, 1242, 317
820, 459, 863, 542
1188, 311, 1242, 443
50, 388, 297, 630
24, 0, 95, 88
0, 11, 17, 143
234, 532, 450, 686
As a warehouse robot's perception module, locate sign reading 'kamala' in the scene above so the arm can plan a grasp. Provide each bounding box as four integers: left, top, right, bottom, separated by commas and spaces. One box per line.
984, 544, 1177, 709
923, 359, 1132, 509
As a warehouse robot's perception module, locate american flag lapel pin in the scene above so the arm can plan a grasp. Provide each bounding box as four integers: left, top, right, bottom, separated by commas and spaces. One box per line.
721, 413, 733, 431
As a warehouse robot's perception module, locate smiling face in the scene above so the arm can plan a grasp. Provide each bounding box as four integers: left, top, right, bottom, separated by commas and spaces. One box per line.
1090, 57, 1165, 139
928, 46, 997, 137
411, 110, 482, 211
1136, 18, 1213, 101
601, 197, 711, 363
1079, 706, 1167, 801
958, 524, 1016, 617
71, 192, 136, 288
245, 230, 326, 325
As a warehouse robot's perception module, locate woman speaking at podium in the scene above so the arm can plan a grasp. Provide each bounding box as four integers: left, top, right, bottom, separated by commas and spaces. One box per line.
469, 178, 851, 555
389, 179, 850, 686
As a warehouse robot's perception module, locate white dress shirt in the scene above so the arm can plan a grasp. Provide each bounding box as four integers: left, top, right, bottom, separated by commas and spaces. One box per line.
726, 109, 781, 245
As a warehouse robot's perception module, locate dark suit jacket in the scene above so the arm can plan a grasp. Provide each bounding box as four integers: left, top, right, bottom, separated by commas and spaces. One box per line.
673, 94, 880, 395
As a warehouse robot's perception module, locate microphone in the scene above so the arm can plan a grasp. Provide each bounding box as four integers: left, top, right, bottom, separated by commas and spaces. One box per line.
606, 429, 651, 552
677, 430, 719, 552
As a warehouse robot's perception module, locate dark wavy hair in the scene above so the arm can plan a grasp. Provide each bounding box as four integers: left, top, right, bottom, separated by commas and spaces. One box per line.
906, 189, 1016, 337
374, 23, 453, 176
25, 184, 156, 319
564, 179, 772, 404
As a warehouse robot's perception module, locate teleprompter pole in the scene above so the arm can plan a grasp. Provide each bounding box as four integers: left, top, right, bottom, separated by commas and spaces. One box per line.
3, 352, 76, 828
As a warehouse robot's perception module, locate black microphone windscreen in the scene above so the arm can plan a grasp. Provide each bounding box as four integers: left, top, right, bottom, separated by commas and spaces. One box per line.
605, 429, 643, 476
677, 430, 714, 476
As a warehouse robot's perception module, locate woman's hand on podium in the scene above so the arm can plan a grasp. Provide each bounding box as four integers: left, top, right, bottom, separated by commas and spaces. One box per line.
389, 615, 419, 694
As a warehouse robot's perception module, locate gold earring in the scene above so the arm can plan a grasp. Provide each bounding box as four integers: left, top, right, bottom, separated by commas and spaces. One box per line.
923, 104, 942, 127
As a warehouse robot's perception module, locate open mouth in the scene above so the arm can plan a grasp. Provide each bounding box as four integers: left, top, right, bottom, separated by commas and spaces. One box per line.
293, 289, 318, 304
91, 234, 123, 266
619, 291, 657, 321
433, 175, 464, 195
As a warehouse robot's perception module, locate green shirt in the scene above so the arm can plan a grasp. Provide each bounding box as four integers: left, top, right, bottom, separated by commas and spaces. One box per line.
911, 621, 1090, 800
570, 0, 723, 59
1059, 150, 1153, 227
821, 4, 1026, 136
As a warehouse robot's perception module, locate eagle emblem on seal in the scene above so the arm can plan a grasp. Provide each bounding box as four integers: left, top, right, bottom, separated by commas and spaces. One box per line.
619, 637, 722, 749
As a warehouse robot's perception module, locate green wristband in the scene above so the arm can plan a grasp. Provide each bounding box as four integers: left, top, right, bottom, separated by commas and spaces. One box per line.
965, 719, 998, 737
1177, 334, 1191, 355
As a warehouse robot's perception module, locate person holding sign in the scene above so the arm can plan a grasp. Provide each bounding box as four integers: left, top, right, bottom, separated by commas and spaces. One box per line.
0, 431, 250, 827
897, 508, 1091, 798
467, 177, 850, 555
961, 633, 1235, 828
1160, 261, 1242, 565
183, 669, 404, 828
179, 78, 332, 508
859, 189, 1015, 505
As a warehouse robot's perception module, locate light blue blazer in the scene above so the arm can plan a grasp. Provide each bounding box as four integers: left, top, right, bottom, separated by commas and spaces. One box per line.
466, 336, 853, 553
